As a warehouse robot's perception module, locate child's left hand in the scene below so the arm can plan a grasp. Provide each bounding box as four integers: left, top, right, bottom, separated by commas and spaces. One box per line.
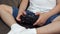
33, 12, 49, 26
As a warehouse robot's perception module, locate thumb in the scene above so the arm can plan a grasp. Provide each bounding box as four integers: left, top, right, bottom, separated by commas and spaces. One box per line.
23, 11, 26, 15
33, 19, 40, 26
33, 17, 40, 26
33, 22, 38, 26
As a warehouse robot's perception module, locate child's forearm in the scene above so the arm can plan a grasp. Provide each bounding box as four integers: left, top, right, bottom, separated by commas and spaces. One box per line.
19, 0, 28, 12
46, 4, 60, 18
47, 0, 60, 18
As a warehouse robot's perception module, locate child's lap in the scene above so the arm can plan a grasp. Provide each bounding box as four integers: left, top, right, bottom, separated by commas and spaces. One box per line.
12, 6, 60, 26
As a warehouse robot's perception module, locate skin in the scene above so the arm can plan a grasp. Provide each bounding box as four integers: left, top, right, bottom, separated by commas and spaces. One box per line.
16, 0, 28, 21
0, 0, 60, 34
33, 0, 60, 26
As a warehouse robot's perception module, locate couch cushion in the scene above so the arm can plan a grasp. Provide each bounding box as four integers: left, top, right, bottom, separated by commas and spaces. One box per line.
0, 19, 10, 34
0, 0, 21, 7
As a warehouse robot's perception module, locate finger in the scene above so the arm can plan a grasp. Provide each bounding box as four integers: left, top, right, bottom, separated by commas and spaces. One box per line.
35, 12, 40, 15
33, 16, 41, 26
23, 11, 26, 15
33, 19, 40, 26
38, 22, 43, 26
33, 22, 38, 26
16, 14, 21, 21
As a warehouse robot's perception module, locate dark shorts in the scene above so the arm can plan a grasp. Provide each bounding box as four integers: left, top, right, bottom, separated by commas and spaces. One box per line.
12, 6, 60, 27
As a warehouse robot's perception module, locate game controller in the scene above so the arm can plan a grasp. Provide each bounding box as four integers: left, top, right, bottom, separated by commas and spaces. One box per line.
19, 11, 39, 28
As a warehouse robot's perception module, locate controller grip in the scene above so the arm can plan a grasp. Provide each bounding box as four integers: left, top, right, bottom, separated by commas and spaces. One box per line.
19, 11, 39, 28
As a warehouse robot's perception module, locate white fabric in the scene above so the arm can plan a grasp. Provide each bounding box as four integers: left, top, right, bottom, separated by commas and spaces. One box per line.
21, 28, 36, 34
7, 23, 36, 34
8, 23, 26, 34
27, 0, 56, 13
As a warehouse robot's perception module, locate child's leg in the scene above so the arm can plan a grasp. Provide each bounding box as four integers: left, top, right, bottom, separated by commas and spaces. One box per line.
36, 16, 60, 34
0, 4, 16, 27
1, 4, 60, 34
21, 16, 60, 34
0, 10, 16, 27
0, 5, 37, 34
18, 16, 60, 34
0, 5, 27, 34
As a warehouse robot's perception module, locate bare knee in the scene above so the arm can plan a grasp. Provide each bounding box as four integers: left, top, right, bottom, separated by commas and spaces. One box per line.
0, 4, 6, 6
0, 4, 10, 7
0, 4, 8, 8
0, 4, 12, 14
0, 4, 9, 17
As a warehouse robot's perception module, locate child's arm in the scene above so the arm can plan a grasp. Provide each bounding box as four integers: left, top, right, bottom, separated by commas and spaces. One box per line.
33, 0, 60, 26
16, 0, 28, 21
19, 0, 28, 12
46, 0, 60, 18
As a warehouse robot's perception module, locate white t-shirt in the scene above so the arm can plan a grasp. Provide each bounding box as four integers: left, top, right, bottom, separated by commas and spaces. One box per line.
27, 0, 56, 13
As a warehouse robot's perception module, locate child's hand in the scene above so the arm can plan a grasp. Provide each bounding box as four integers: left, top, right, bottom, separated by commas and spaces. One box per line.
16, 11, 26, 21
33, 12, 49, 26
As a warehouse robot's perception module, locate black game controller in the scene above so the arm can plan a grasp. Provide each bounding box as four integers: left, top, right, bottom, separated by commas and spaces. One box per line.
19, 11, 39, 28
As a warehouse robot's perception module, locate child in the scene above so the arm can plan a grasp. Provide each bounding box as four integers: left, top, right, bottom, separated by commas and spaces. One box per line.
16, 0, 60, 26
0, 0, 60, 34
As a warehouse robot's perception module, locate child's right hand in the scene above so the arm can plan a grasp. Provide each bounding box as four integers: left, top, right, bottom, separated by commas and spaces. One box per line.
16, 11, 26, 21
33, 12, 49, 26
